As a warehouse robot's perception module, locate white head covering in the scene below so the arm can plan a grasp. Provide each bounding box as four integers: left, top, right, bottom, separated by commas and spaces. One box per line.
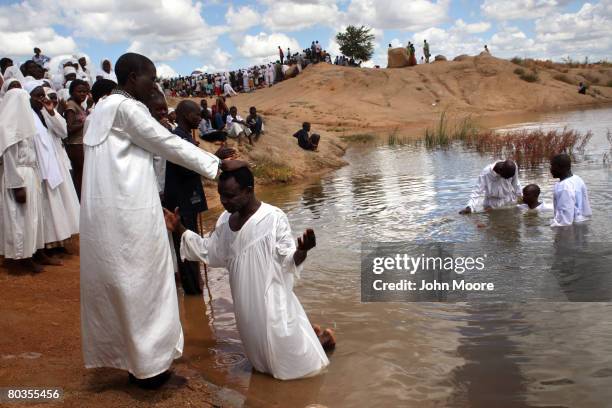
0, 77, 21, 97
44, 87, 57, 98
63, 66, 77, 77
3, 65, 26, 84
23, 79, 46, 94
0, 88, 36, 155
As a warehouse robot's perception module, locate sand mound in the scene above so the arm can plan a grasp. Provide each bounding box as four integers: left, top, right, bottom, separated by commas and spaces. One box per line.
387, 47, 411, 68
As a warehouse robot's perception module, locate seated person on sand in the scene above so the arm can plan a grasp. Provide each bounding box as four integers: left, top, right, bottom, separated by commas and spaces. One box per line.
460, 159, 522, 214
293, 122, 320, 151
517, 184, 553, 212
578, 82, 587, 95
199, 108, 228, 143
246, 106, 264, 141
164, 166, 336, 380
225, 106, 253, 145
549, 153, 592, 227
223, 82, 237, 97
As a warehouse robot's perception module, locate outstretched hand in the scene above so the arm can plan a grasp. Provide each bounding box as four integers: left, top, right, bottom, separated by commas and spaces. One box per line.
163, 207, 181, 232
215, 146, 237, 160
297, 228, 316, 252
220, 159, 249, 172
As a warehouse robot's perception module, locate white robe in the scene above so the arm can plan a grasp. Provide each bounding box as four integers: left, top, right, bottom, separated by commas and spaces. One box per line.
467, 162, 522, 212
80, 93, 220, 379
37, 110, 80, 243
551, 175, 592, 227
0, 138, 45, 258
517, 201, 553, 212
180, 202, 329, 380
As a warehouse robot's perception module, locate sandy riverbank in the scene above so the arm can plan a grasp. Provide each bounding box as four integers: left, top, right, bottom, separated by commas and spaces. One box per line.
174, 53, 612, 183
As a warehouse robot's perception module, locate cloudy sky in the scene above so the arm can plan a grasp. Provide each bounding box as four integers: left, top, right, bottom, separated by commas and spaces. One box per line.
1, 0, 610, 77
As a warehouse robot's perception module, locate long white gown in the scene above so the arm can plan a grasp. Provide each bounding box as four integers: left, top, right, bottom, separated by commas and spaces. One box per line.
180, 202, 330, 380
0, 89, 45, 259
467, 161, 522, 212
551, 174, 592, 227
33, 111, 79, 244
80, 93, 220, 379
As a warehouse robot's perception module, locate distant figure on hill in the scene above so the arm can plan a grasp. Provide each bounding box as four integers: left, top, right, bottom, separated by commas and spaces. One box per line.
423, 40, 430, 63
484, 45, 490, 54
460, 159, 522, 214
278, 46, 284, 65
293, 122, 320, 151
578, 82, 587, 94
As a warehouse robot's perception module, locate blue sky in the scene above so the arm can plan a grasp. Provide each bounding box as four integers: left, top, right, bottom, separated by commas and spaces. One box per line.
1, 0, 610, 77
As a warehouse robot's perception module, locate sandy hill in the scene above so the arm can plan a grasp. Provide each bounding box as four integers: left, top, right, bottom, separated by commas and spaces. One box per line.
175, 53, 612, 183
228, 53, 612, 134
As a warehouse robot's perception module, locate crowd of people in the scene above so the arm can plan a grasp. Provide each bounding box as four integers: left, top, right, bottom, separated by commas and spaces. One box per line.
162, 40, 334, 98
1, 47, 337, 388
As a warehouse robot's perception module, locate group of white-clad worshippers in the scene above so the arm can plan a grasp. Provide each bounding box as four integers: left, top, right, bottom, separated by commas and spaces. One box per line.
0, 51, 336, 389
460, 156, 592, 227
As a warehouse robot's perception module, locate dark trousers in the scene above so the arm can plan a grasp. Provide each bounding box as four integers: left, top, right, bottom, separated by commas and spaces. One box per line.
172, 211, 202, 295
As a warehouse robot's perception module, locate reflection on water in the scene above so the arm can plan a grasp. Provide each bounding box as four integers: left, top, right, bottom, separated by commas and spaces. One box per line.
185, 107, 612, 407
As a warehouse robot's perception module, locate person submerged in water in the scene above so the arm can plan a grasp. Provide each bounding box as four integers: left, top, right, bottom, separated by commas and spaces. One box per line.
517, 184, 553, 212
164, 165, 336, 380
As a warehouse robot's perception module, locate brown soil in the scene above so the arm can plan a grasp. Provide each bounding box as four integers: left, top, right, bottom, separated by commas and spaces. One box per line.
0, 237, 242, 408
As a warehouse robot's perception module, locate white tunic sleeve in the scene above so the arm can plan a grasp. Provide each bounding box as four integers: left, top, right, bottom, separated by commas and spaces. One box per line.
467, 173, 487, 212
2, 143, 25, 188
275, 212, 304, 279
119, 103, 220, 179
180, 229, 225, 267
551, 185, 575, 227
43, 110, 68, 140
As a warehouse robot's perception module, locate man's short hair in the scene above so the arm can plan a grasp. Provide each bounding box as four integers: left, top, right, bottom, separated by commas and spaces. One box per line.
551, 153, 572, 169
114, 53, 154, 86
302, 121, 310, 129
91, 79, 117, 104
219, 167, 254, 190
523, 184, 540, 196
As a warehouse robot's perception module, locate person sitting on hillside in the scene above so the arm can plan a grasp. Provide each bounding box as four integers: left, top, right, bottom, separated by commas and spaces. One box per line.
517, 184, 553, 212
199, 108, 227, 142
226, 106, 253, 145
293, 122, 320, 151
246, 106, 264, 141
223, 81, 237, 97
460, 159, 522, 214
211, 96, 229, 130
578, 82, 587, 95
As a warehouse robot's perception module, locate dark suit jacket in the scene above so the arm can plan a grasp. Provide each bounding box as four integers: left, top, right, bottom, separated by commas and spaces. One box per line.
163, 126, 207, 215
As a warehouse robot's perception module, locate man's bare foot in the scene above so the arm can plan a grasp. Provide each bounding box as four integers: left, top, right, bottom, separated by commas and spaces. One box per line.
318, 328, 336, 351
312, 324, 322, 337
34, 252, 63, 266
16, 259, 44, 273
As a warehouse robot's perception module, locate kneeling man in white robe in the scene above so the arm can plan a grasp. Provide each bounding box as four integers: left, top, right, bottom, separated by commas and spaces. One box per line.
164, 166, 336, 380
549, 153, 591, 227
460, 159, 522, 214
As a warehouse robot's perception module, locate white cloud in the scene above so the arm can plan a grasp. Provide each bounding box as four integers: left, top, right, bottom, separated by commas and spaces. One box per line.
481, 0, 572, 20
261, 0, 340, 31
225, 5, 260, 31
236, 32, 301, 63
488, 26, 546, 57
454, 19, 491, 34
346, 0, 450, 31
156, 63, 178, 78
0, 27, 77, 57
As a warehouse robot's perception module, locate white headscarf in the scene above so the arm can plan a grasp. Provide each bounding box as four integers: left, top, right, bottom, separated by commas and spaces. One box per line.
0, 78, 21, 97
3, 65, 26, 84
0, 88, 36, 155
44, 87, 57, 98
99, 58, 118, 83
24, 79, 46, 94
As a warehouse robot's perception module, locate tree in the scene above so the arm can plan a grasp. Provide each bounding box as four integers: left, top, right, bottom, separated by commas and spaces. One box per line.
335, 25, 375, 63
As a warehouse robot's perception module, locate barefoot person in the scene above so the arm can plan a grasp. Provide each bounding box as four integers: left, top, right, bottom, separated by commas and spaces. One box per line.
80, 53, 233, 389
164, 166, 335, 380
460, 159, 522, 214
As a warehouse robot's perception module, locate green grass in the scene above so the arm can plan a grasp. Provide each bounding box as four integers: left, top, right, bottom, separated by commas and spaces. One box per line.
251, 159, 293, 182
519, 72, 539, 82
513, 67, 525, 75
340, 133, 376, 143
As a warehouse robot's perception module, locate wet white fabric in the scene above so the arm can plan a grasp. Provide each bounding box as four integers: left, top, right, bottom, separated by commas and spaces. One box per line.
467, 162, 522, 212
0, 89, 45, 258
551, 175, 592, 227
180, 203, 330, 380
517, 201, 553, 212
80, 93, 220, 379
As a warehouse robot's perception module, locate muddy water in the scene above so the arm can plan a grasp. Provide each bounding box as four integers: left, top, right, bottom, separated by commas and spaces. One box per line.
182, 107, 612, 407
